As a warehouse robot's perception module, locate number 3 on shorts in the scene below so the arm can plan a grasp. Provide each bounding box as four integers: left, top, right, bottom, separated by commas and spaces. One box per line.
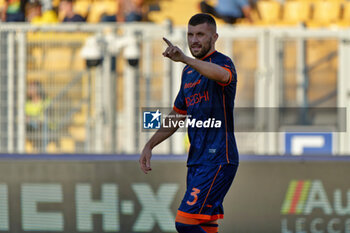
186, 188, 200, 206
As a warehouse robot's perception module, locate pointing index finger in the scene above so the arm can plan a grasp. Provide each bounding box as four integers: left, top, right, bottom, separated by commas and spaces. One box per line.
163, 37, 173, 47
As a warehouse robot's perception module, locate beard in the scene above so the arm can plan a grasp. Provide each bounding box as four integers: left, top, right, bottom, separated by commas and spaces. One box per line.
189, 38, 212, 59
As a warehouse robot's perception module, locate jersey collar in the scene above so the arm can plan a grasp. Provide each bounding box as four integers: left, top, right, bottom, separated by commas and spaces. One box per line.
200, 50, 217, 61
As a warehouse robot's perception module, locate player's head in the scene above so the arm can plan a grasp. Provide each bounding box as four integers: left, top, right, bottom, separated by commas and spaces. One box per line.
187, 13, 218, 59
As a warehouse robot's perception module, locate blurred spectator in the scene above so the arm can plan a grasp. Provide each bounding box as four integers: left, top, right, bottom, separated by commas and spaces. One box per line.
100, 0, 146, 22
200, 0, 254, 24
25, 0, 58, 24
25, 0, 41, 22
1, 0, 27, 22
25, 81, 50, 149
59, 0, 85, 22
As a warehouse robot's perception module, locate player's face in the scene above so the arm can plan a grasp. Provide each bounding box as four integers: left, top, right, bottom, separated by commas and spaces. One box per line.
187, 23, 218, 59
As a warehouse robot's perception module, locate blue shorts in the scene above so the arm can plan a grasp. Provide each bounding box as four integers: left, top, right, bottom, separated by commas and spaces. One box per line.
177, 164, 238, 221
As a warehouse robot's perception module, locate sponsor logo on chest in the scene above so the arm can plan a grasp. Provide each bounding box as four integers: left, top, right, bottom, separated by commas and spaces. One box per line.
184, 79, 201, 89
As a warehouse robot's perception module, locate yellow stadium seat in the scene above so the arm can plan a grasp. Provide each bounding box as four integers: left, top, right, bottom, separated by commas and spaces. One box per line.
148, 0, 202, 25
27, 32, 89, 71
27, 32, 90, 42
307, 1, 341, 27
69, 126, 86, 142
338, 1, 350, 27
72, 48, 86, 70
147, 11, 166, 23
87, 1, 117, 23
73, 112, 87, 125
256, 0, 281, 25
26, 141, 34, 153
344, 1, 350, 19
43, 48, 72, 71
282, 1, 311, 25
60, 137, 75, 153
28, 47, 44, 70
74, 0, 91, 18
313, 1, 341, 22
46, 142, 58, 153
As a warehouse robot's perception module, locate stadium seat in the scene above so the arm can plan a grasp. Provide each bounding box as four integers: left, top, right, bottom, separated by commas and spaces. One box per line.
69, 126, 86, 142
27, 32, 89, 71
73, 112, 87, 125
148, 0, 202, 25
27, 32, 90, 42
43, 48, 73, 71
147, 11, 168, 24
73, 0, 91, 19
28, 47, 44, 70
87, 1, 117, 23
26, 141, 34, 153
46, 142, 58, 153
338, 1, 350, 27
282, 1, 311, 25
60, 137, 76, 153
343, 1, 350, 19
72, 48, 86, 70
256, 0, 281, 25
306, 1, 341, 27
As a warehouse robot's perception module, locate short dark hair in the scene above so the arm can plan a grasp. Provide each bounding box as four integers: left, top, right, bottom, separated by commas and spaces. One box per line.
188, 13, 216, 28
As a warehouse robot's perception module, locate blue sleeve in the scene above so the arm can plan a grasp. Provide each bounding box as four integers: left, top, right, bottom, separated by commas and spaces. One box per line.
214, 56, 237, 87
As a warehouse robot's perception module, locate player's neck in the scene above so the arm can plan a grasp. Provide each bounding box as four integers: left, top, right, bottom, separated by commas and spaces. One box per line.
199, 49, 216, 60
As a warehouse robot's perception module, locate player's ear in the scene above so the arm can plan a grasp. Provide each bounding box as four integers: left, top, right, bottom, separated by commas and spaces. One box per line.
213, 33, 218, 43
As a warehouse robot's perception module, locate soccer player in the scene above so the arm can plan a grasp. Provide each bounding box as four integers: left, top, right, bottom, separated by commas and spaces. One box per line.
139, 13, 239, 233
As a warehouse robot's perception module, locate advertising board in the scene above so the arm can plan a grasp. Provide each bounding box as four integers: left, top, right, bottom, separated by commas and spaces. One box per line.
0, 155, 349, 233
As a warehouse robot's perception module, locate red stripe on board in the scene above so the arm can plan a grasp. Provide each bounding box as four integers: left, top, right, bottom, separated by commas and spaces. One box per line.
289, 181, 304, 214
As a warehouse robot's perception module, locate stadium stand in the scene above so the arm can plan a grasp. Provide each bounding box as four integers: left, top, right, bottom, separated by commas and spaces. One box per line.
0, 0, 346, 153
256, 0, 281, 25
2, 0, 348, 28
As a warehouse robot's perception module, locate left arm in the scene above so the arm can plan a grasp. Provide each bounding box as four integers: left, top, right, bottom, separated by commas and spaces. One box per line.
162, 37, 231, 84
